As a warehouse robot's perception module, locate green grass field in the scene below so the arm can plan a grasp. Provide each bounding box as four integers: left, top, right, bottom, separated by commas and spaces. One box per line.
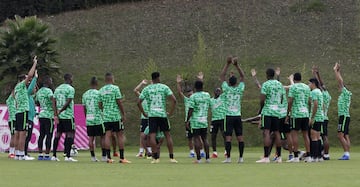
1, 146, 360, 187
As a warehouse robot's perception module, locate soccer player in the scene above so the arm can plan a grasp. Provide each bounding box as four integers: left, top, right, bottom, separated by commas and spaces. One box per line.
220, 56, 245, 163
312, 66, 331, 160
333, 63, 352, 160
256, 68, 284, 163
52, 73, 77, 162
308, 78, 324, 162
137, 72, 177, 164
185, 80, 211, 163
134, 79, 152, 158
36, 75, 57, 161
6, 86, 16, 158
82, 77, 105, 162
286, 72, 311, 162
209, 87, 226, 158
99, 73, 130, 163
176, 74, 195, 158
24, 70, 38, 160
14, 56, 37, 160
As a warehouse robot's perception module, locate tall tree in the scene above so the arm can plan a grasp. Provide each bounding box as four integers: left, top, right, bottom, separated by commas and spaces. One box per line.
0, 15, 60, 100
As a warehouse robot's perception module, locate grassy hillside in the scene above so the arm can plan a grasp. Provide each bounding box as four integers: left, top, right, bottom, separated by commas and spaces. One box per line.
5, 0, 360, 146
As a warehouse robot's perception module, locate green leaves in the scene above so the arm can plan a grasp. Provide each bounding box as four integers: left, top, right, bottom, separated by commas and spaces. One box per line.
0, 15, 60, 97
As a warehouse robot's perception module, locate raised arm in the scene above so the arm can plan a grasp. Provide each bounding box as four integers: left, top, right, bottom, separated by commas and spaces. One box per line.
176, 75, 185, 98
312, 65, 325, 90
275, 67, 281, 81
196, 72, 204, 82
25, 56, 38, 84
134, 79, 148, 97
232, 57, 245, 82
220, 56, 233, 82
251, 69, 262, 89
27, 70, 38, 95
334, 63, 344, 89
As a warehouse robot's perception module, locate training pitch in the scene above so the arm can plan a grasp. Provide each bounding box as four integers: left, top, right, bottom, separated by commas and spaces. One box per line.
0, 146, 359, 187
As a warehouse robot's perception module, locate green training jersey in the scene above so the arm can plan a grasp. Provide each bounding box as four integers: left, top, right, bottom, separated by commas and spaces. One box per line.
36, 87, 55, 119
279, 89, 288, 118
310, 88, 324, 122
139, 83, 173, 118
140, 100, 149, 119
210, 94, 226, 121
54, 83, 75, 119
261, 79, 284, 118
337, 87, 352, 117
14, 81, 29, 113
184, 96, 191, 122
6, 95, 16, 121
82, 89, 103, 126
322, 90, 331, 120
221, 81, 245, 116
27, 77, 37, 122
288, 83, 310, 118
99, 84, 123, 122
188, 91, 211, 129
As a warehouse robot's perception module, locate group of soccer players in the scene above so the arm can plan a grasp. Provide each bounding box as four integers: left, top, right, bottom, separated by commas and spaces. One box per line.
5, 55, 352, 164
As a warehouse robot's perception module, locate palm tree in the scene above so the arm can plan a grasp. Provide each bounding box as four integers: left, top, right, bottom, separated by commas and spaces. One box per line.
0, 15, 60, 101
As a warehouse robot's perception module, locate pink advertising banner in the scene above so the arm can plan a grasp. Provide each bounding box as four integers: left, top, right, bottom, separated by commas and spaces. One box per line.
0, 104, 89, 152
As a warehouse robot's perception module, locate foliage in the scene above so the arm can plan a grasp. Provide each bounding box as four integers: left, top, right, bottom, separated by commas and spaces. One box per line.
142, 58, 158, 80
0, 15, 60, 95
290, 0, 326, 13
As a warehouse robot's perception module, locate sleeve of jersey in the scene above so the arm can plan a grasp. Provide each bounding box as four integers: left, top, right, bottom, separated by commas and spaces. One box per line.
260, 83, 267, 95
139, 88, 146, 100
166, 85, 173, 96
221, 81, 228, 91
238, 82, 245, 91
288, 86, 294, 98
188, 96, 195, 109
116, 87, 122, 99
68, 87, 75, 99
27, 78, 37, 95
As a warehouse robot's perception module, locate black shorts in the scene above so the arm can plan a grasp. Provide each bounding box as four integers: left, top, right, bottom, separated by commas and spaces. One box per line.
311, 121, 322, 132
290, 118, 309, 131
140, 119, 149, 132
337, 116, 350, 135
39, 118, 54, 135
57, 118, 75, 133
87, 125, 105, 137
210, 120, 224, 135
149, 117, 170, 133
321, 120, 328, 136
261, 116, 279, 131
15, 112, 28, 131
104, 121, 124, 132
192, 128, 208, 137
185, 125, 193, 139
8, 120, 15, 135
224, 116, 243, 136
278, 117, 291, 134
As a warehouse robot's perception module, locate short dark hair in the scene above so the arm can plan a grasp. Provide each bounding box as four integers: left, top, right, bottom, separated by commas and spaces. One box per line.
194, 81, 203, 90
266, 68, 275, 78
17, 74, 26, 82
229, 76, 237, 86
64, 73, 72, 81
293, 73, 301, 81
105, 72, 112, 77
151, 72, 160, 80
90, 76, 98, 86
309, 78, 319, 88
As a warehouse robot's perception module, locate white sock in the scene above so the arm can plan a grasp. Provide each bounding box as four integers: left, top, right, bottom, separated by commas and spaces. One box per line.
15, 150, 19, 156
200, 149, 204, 153
190, 149, 195, 154
139, 148, 144, 153
146, 147, 152, 153
344, 152, 350, 156
9, 147, 15, 154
